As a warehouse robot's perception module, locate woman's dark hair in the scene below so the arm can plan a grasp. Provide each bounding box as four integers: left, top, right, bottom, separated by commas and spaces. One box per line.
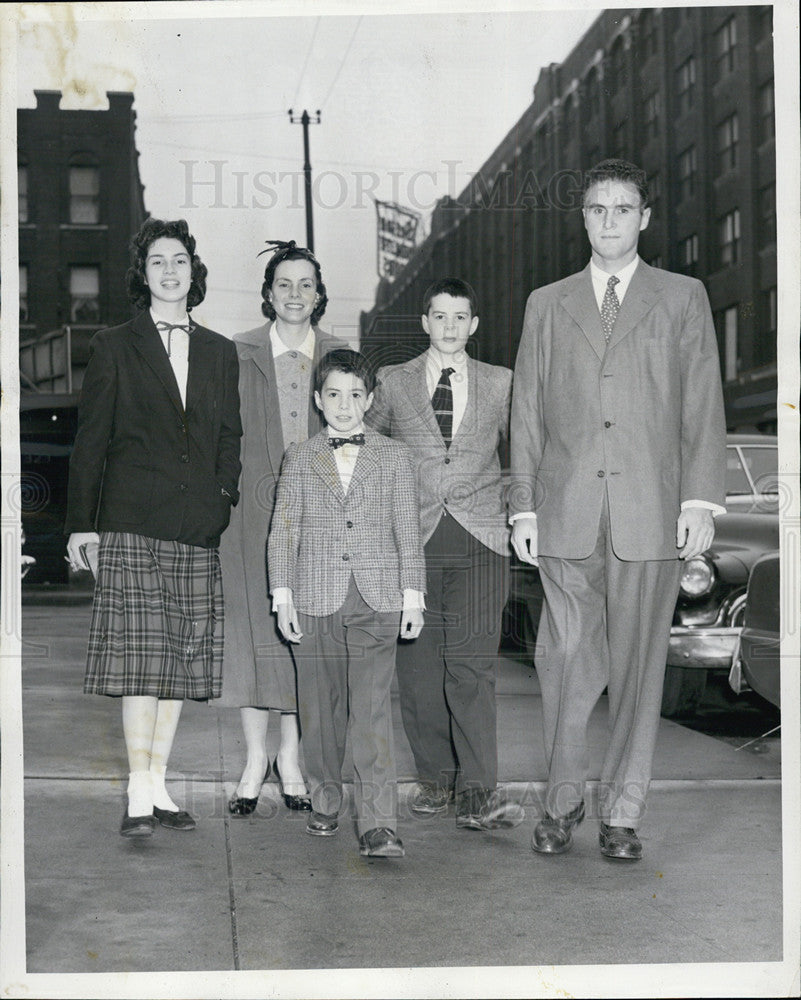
259, 240, 328, 324
126, 218, 207, 311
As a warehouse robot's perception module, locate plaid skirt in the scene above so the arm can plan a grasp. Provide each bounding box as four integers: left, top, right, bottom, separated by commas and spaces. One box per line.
84, 532, 224, 700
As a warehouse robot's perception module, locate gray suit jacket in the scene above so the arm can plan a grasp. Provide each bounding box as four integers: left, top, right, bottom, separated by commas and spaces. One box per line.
368, 353, 512, 556
267, 428, 426, 616
510, 261, 726, 561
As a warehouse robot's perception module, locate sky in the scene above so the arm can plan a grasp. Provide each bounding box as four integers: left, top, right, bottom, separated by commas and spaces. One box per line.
15, 0, 603, 342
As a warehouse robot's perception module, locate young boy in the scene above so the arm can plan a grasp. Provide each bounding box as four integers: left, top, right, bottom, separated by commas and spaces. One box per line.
367, 278, 524, 831
268, 349, 425, 858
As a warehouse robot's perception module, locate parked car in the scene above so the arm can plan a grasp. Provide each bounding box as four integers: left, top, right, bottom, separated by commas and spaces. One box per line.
732, 550, 781, 708
503, 433, 779, 717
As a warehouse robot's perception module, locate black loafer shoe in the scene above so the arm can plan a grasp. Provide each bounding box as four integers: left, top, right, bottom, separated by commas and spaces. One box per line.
153, 806, 197, 831
531, 800, 585, 854
273, 759, 312, 812
359, 827, 405, 857
599, 822, 642, 861
306, 811, 339, 836
120, 812, 156, 838
410, 782, 453, 816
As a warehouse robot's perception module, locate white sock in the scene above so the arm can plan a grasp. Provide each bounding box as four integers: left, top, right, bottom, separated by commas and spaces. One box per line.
127, 770, 153, 817
150, 764, 180, 812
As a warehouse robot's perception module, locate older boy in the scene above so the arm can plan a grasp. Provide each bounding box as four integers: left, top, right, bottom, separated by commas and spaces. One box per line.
368, 278, 523, 832
268, 349, 425, 858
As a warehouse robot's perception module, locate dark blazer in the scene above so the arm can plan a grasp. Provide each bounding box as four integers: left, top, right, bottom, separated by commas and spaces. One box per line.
65, 311, 242, 548
268, 428, 426, 616
510, 260, 726, 561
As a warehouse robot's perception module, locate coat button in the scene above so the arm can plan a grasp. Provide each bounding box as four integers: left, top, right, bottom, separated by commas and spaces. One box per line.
346, 521, 353, 528
291, 410, 297, 418
604, 421, 612, 428
342, 553, 350, 561
597, 471, 605, 478
444, 457, 451, 464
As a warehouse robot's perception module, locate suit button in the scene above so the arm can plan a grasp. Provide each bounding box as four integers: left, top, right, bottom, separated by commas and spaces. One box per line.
597, 471, 605, 478
346, 521, 353, 528
604, 421, 612, 428
179, 483, 188, 492
444, 457, 451, 464
291, 410, 297, 418
180, 453, 189, 463
342, 553, 350, 561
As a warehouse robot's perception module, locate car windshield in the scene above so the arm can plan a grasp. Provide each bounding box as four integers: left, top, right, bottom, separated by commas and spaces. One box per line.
726, 445, 778, 496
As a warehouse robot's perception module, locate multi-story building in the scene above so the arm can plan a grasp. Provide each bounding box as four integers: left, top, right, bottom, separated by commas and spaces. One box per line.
360, 6, 777, 429
17, 89, 147, 391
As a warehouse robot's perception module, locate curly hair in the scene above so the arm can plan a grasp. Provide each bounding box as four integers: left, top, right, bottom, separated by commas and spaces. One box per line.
126, 218, 208, 311
260, 241, 328, 324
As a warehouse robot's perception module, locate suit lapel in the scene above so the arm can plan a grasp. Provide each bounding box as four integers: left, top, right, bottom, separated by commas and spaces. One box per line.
130, 312, 185, 415
606, 261, 660, 350
403, 354, 444, 445
559, 266, 607, 361
308, 432, 346, 503
347, 430, 381, 495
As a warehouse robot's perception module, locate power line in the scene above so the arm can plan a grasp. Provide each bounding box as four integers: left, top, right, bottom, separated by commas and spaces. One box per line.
320, 16, 363, 108
291, 17, 321, 110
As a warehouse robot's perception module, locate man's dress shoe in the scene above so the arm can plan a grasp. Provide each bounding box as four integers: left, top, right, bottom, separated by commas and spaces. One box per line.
306, 811, 339, 836
359, 827, 405, 857
531, 800, 586, 854
410, 782, 453, 816
273, 758, 312, 811
456, 788, 525, 831
120, 812, 156, 838
153, 806, 197, 831
599, 822, 642, 861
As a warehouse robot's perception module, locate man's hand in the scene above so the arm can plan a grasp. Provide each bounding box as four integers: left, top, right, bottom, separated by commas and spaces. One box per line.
676, 508, 715, 560
399, 607, 424, 640
511, 517, 538, 566
276, 599, 303, 643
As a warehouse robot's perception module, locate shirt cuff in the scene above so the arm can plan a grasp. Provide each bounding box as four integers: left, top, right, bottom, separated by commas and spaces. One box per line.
681, 499, 727, 517
509, 511, 537, 525
403, 589, 426, 612
272, 587, 292, 612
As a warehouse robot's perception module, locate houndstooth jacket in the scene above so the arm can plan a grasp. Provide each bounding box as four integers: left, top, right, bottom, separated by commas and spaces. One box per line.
267, 427, 426, 616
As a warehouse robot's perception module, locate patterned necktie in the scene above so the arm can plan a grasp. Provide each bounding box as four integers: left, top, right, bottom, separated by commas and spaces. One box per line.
155, 320, 195, 357
600, 275, 620, 344
328, 433, 365, 449
432, 367, 456, 446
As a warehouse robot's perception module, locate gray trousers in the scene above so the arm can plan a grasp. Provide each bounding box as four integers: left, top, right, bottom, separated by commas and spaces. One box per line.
296, 576, 400, 836
537, 498, 682, 828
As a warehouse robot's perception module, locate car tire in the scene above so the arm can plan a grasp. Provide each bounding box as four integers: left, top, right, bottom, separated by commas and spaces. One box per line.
661, 665, 707, 718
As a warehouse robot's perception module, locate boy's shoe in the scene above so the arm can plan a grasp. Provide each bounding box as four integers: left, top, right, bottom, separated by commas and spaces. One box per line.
306, 812, 339, 837
410, 782, 453, 816
152, 806, 197, 831
358, 827, 405, 857
456, 788, 525, 831
598, 822, 642, 861
120, 811, 156, 838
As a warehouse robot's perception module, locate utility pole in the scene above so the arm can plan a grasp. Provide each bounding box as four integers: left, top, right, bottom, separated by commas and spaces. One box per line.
288, 108, 321, 252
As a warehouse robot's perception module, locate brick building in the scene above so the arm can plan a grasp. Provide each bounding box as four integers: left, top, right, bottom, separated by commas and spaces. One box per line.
18, 89, 147, 391
360, 6, 777, 429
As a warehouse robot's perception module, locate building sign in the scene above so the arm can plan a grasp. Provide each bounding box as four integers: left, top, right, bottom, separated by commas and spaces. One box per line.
375, 199, 420, 280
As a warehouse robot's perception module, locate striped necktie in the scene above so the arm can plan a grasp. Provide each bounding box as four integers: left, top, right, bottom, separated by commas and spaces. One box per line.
432, 367, 456, 446
600, 275, 620, 344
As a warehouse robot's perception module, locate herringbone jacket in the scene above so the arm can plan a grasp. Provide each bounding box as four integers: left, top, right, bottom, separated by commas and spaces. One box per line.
268, 428, 426, 616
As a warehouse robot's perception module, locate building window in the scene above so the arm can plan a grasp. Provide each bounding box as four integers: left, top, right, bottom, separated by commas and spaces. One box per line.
609, 38, 627, 94
716, 114, 739, 175
676, 56, 696, 116
18, 165, 29, 223
759, 80, 775, 144
69, 166, 100, 224
19, 265, 29, 323
715, 305, 739, 381
640, 10, 657, 57
756, 6, 773, 42
677, 146, 697, 201
585, 68, 600, 116
755, 286, 777, 366
648, 171, 661, 218
643, 92, 660, 140
719, 209, 741, 267
678, 234, 699, 276
70, 266, 100, 323
759, 183, 776, 246
613, 120, 627, 160
714, 16, 737, 81
563, 95, 577, 138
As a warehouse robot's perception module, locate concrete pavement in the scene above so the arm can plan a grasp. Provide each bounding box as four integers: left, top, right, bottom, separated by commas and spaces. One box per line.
13, 599, 791, 991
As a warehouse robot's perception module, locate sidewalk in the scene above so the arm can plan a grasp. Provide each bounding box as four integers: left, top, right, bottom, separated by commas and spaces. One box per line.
18, 602, 787, 981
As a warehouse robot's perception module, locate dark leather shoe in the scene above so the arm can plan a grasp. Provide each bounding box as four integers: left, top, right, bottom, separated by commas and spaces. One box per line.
306, 811, 339, 836
531, 800, 585, 854
455, 788, 486, 829
273, 759, 312, 811
228, 762, 271, 816
410, 782, 453, 816
599, 822, 642, 860
478, 789, 525, 829
153, 806, 197, 831
120, 811, 156, 838
359, 827, 405, 857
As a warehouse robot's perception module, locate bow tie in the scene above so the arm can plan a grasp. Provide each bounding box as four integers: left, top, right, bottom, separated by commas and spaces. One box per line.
328, 433, 365, 449
156, 320, 195, 357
